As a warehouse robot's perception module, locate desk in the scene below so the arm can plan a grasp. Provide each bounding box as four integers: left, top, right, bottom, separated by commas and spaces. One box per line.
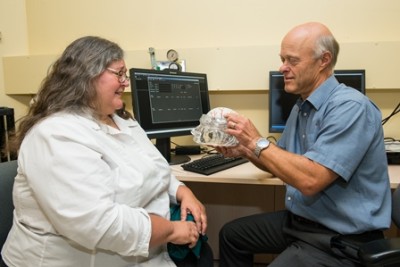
171, 158, 282, 185
171, 155, 400, 262
171, 154, 400, 188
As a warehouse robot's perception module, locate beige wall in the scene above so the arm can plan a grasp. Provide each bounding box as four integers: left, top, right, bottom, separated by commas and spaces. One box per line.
1, 0, 399, 139
24, 0, 400, 52
0, 0, 31, 120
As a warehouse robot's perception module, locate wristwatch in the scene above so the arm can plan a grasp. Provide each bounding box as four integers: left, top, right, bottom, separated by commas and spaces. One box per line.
254, 137, 270, 158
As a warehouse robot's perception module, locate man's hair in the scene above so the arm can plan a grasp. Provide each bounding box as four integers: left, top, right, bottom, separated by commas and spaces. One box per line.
314, 35, 340, 70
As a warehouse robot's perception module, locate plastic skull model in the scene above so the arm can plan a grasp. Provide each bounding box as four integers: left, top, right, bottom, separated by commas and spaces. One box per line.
191, 107, 239, 146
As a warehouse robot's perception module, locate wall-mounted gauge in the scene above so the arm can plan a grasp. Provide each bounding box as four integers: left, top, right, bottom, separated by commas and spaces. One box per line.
168, 62, 181, 71
167, 49, 179, 62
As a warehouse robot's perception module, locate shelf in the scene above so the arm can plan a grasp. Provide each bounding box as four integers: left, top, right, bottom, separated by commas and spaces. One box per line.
3, 42, 400, 95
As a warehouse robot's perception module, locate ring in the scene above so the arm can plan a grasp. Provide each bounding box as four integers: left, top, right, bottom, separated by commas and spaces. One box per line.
231, 122, 236, 129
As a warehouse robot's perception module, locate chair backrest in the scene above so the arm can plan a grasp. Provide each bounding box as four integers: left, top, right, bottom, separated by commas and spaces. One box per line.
392, 184, 400, 228
0, 160, 17, 257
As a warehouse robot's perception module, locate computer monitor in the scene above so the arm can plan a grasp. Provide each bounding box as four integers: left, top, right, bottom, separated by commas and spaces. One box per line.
129, 68, 210, 165
269, 69, 366, 133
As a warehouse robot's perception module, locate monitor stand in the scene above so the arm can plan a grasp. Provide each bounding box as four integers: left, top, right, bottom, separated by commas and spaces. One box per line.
155, 138, 190, 165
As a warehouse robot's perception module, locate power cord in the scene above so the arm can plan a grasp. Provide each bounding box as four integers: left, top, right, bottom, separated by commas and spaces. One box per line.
382, 102, 400, 125
266, 135, 278, 144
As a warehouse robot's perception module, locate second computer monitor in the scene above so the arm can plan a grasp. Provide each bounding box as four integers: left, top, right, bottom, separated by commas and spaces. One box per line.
269, 69, 366, 133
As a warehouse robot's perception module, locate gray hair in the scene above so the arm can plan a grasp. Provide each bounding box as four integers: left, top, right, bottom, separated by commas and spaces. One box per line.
11, 36, 124, 151
40, 36, 124, 115
313, 35, 340, 70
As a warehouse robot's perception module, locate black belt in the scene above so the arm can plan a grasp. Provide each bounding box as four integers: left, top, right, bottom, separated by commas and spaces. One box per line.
292, 214, 384, 242
292, 214, 328, 229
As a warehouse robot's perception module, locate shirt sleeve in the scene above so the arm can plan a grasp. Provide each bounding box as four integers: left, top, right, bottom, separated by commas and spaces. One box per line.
305, 97, 380, 181
168, 174, 185, 204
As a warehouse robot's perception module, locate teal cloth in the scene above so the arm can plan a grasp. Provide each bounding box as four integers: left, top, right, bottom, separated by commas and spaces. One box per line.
167, 205, 208, 261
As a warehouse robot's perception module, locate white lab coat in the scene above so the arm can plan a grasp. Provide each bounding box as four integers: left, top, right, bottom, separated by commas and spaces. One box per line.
2, 112, 182, 267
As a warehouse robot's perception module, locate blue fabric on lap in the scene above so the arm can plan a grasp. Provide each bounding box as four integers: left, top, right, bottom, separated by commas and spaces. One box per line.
167, 205, 208, 261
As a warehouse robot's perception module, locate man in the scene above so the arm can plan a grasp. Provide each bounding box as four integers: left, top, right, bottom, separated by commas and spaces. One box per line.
216, 22, 391, 267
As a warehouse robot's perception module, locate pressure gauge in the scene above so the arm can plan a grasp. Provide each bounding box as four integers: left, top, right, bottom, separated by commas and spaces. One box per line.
169, 62, 181, 71
167, 49, 179, 62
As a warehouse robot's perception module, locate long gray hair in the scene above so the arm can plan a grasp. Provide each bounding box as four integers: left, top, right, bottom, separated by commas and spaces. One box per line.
10, 36, 124, 152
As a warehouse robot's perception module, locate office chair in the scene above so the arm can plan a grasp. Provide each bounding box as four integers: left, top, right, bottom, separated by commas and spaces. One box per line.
0, 160, 17, 267
331, 184, 400, 267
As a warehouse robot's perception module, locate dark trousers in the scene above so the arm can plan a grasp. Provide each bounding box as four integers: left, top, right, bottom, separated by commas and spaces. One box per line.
219, 210, 382, 267
174, 242, 214, 267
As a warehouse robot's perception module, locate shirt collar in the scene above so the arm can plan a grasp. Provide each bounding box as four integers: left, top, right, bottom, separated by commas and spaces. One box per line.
111, 113, 137, 128
82, 113, 138, 134
303, 75, 340, 111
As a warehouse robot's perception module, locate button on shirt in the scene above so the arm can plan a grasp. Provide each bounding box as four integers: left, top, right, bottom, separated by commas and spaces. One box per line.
277, 76, 391, 234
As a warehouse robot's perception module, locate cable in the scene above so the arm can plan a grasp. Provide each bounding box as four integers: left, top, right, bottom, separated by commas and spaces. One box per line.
382, 102, 400, 125
266, 135, 278, 144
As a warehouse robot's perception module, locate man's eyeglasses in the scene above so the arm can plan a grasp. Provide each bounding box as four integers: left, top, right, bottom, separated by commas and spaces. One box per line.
107, 68, 130, 83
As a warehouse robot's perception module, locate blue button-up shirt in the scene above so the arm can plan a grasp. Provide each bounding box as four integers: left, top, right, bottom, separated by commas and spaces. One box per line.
278, 75, 391, 234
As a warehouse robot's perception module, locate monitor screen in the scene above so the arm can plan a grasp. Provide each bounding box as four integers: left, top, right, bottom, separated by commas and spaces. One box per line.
269, 69, 366, 133
129, 68, 210, 164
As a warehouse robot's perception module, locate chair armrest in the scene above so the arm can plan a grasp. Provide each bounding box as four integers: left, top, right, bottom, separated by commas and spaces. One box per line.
358, 238, 400, 266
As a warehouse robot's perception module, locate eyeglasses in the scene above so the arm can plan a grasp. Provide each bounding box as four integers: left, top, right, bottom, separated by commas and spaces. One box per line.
107, 68, 130, 83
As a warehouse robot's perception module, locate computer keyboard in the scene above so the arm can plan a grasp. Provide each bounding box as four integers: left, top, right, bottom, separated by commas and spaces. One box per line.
181, 153, 249, 175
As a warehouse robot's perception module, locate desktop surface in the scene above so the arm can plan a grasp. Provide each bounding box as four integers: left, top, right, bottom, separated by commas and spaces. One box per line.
171, 154, 282, 185
172, 154, 400, 189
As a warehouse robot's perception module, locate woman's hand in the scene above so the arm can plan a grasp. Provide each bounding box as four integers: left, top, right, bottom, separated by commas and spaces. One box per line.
149, 214, 199, 248
169, 220, 200, 248
176, 185, 207, 235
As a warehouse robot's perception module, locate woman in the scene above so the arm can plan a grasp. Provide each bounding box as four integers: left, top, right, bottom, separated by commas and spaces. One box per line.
1, 36, 210, 266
